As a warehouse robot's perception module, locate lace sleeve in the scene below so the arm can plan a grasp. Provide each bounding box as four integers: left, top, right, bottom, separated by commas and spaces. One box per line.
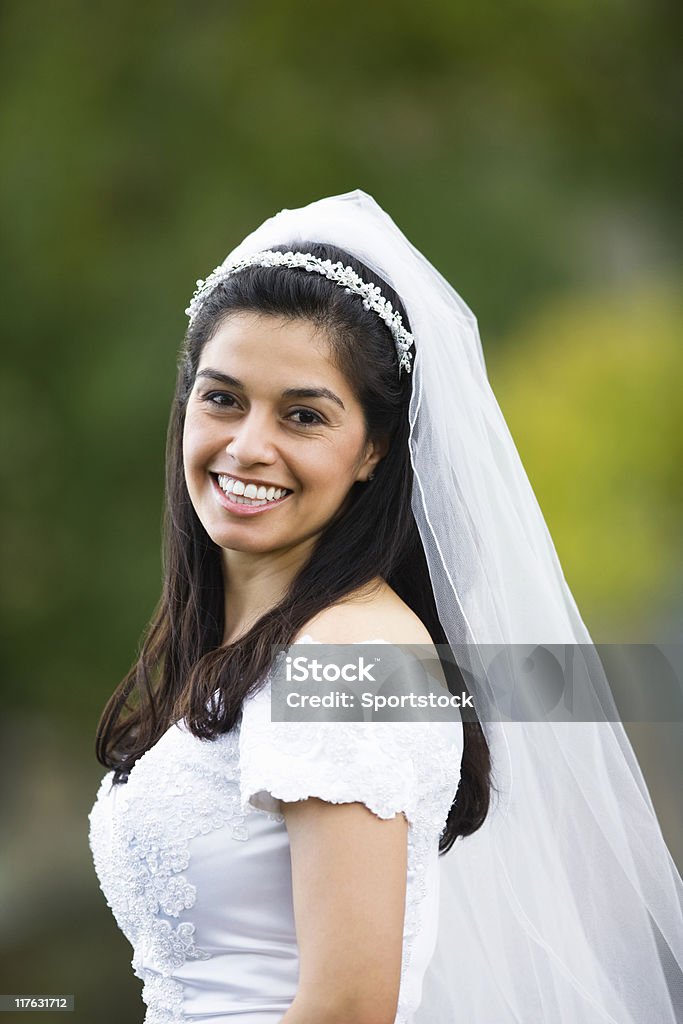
238, 638, 463, 827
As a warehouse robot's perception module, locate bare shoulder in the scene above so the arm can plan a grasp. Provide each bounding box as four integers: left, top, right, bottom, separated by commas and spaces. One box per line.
293, 578, 434, 646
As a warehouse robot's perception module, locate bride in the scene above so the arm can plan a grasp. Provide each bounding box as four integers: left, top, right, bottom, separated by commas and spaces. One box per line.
88, 189, 683, 1023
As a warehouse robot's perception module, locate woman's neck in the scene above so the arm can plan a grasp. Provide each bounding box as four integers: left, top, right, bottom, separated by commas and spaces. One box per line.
220, 542, 315, 644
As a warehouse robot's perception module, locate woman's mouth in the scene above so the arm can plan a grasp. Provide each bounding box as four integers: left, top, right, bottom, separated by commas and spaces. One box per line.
210, 473, 294, 515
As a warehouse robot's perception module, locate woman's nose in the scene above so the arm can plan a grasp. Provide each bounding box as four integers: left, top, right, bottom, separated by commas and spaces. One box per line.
224, 409, 277, 466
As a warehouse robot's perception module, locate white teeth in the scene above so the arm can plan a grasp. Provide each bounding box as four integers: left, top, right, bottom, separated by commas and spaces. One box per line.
216, 475, 291, 505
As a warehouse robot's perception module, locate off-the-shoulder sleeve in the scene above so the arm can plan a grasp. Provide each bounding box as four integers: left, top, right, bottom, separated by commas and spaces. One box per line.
238, 640, 463, 829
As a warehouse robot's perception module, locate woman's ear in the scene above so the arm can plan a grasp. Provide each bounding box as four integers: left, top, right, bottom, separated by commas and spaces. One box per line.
360, 435, 389, 482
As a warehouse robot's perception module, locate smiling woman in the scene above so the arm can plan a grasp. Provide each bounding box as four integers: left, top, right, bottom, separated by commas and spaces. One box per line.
88, 191, 683, 1024
88, 211, 477, 1024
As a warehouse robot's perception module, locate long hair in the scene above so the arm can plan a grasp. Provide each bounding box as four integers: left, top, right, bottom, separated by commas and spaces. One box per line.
94, 240, 493, 853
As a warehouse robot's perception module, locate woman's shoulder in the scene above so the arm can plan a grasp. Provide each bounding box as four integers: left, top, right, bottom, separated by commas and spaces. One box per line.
292, 578, 433, 647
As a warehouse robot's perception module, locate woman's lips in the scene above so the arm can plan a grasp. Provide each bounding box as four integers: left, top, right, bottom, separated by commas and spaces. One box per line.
210, 474, 293, 517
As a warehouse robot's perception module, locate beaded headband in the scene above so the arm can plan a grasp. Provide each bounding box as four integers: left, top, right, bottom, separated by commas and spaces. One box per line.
185, 249, 414, 376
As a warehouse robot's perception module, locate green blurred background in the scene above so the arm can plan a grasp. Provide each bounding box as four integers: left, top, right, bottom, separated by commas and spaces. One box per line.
1, 1, 681, 1020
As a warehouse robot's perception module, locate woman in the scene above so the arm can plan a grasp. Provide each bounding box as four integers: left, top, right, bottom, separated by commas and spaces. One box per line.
89, 190, 683, 1023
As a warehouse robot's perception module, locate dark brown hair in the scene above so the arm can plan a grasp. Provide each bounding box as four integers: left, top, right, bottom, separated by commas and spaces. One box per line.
94, 240, 493, 854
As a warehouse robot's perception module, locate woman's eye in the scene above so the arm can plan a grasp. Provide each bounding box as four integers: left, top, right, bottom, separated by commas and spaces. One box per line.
289, 408, 324, 427
202, 392, 238, 408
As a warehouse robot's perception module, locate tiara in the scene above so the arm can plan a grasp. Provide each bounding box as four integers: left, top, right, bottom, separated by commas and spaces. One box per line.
185, 249, 414, 376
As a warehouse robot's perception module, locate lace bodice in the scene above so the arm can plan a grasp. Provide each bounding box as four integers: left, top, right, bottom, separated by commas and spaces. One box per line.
88, 637, 463, 1024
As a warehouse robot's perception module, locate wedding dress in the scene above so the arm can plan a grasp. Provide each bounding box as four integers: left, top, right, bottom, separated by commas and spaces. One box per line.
88, 636, 463, 1024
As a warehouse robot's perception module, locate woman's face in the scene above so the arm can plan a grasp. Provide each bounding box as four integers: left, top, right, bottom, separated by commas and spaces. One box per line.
182, 312, 386, 558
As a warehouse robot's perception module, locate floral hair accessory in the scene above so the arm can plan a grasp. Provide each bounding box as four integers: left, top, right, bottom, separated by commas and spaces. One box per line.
185, 249, 414, 376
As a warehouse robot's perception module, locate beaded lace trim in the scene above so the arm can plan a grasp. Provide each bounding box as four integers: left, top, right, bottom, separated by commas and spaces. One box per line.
88, 724, 248, 1023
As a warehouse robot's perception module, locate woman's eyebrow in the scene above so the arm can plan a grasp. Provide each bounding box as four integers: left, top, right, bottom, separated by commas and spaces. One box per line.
195, 368, 345, 410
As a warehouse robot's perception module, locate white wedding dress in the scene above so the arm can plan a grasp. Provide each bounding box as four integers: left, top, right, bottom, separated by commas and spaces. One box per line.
88, 637, 464, 1024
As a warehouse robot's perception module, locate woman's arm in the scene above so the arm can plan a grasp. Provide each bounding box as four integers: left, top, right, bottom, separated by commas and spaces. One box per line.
279, 797, 409, 1024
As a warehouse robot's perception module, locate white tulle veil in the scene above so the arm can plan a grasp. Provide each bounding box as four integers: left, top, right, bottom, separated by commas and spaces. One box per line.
201, 189, 683, 1022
